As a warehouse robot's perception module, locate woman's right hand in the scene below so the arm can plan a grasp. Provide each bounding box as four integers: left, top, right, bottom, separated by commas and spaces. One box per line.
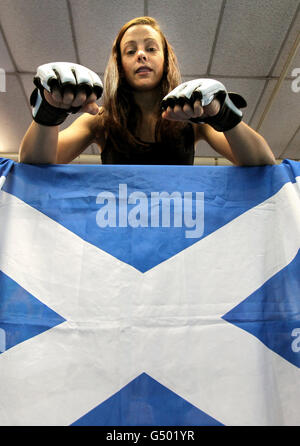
43, 88, 100, 115
31, 62, 103, 126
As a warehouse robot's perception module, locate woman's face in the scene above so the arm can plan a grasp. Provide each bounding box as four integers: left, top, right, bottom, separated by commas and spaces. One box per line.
120, 25, 165, 91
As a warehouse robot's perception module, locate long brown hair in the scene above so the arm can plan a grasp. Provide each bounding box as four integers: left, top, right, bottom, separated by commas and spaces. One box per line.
99, 16, 188, 156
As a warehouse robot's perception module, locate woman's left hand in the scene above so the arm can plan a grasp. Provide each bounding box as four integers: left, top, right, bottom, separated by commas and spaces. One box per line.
162, 98, 220, 122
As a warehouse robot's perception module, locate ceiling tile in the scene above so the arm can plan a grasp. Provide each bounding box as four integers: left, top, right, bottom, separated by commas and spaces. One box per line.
0, 0, 76, 72
272, 8, 300, 77
0, 0, 298, 162
148, 0, 223, 74
70, 0, 144, 73
0, 74, 31, 152
211, 0, 299, 77
281, 127, 300, 160
0, 27, 14, 72
250, 79, 300, 158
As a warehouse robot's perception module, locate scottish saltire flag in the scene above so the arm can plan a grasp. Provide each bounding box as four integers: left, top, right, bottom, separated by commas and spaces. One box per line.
0, 157, 300, 426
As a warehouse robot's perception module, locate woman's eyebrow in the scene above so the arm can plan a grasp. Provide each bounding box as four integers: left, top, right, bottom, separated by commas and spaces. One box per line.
144, 38, 159, 45
123, 38, 159, 48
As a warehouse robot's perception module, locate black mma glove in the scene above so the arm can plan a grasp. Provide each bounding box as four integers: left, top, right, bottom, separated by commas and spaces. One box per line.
30, 62, 103, 126
161, 79, 247, 132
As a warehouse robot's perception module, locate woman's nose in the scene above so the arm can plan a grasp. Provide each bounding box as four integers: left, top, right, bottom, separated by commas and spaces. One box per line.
137, 49, 147, 61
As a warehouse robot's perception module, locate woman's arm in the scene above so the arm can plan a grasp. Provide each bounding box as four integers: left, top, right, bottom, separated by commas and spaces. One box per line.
19, 112, 100, 164
19, 62, 103, 164
162, 79, 276, 166
56, 112, 102, 164
196, 121, 276, 166
224, 121, 276, 166
19, 121, 59, 164
19, 89, 102, 164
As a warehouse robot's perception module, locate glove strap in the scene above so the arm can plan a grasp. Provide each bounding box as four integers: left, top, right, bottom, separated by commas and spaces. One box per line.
30, 88, 70, 126
190, 92, 247, 132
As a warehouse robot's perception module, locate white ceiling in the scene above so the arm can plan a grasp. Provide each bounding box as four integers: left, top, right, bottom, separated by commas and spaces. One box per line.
0, 0, 299, 164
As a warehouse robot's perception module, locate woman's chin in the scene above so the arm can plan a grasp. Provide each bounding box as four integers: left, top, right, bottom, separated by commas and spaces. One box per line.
130, 81, 161, 92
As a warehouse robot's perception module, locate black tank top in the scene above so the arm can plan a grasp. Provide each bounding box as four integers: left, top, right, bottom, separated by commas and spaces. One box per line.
101, 123, 195, 165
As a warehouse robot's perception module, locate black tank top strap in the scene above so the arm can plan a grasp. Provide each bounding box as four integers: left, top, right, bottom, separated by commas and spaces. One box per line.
101, 123, 195, 165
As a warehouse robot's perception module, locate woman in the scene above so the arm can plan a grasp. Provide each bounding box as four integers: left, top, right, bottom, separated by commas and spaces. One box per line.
19, 16, 276, 166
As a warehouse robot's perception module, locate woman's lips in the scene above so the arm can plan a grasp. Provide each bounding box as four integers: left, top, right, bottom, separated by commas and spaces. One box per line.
136, 67, 152, 73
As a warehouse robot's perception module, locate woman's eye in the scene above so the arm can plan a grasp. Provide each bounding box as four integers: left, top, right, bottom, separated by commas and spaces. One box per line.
125, 47, 157, 55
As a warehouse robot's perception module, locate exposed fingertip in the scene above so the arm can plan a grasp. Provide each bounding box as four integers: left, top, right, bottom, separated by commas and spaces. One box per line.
87, 105, 100, 115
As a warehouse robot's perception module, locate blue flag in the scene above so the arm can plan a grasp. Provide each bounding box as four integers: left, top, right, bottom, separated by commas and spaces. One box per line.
0, 158, 299, 426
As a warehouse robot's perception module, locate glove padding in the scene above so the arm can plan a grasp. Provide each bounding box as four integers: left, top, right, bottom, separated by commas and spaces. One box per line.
161, 79, 247, 132
30, 62, 103, 126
